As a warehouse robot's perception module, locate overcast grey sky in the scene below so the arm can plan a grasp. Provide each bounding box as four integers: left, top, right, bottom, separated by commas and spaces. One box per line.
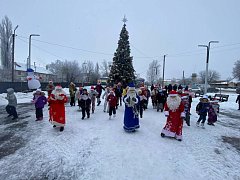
1, 0, 240, 80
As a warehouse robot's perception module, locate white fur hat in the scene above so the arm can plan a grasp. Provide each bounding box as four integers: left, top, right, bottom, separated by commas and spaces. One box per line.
203, 95, 208, 99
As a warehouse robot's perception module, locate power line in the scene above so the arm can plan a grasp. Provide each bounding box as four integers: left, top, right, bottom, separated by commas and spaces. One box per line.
17, 37, 65, 60
17, 35, 114, 56
15, 34, 240, 60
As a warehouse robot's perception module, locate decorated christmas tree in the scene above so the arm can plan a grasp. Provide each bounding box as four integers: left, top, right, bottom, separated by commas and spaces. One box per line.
108, 16, 135, 85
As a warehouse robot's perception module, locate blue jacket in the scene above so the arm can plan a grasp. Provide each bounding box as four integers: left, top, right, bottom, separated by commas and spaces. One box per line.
196, 101, 210, 115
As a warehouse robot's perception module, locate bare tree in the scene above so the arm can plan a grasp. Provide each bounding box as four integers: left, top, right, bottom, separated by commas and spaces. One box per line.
146, 60, 161, 84
198, 70, 220, 83
48, 60, 64, 82
0, 16, 13, 69
233, 60, 240, 80
100, 60, 111, 77
48, 59, 81, 82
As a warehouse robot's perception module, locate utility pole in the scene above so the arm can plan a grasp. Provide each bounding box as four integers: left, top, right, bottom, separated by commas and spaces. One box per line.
183, 70, 185, 85
198, 41, 219, 94
162, 55, 167, 88
12, 25, 19, 82
28, 34, 40, 69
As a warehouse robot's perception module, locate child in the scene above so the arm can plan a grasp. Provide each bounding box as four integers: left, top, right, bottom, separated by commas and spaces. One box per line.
107, 90, 117, 119
196, 95, 210, 128
102, 87, 110, 112
89, 86, 99, 113
137, 89, 147, 118
156, 89, 167, 112
150, 86, 158, 109
75, 86, 83, 110
79, 89, 91, 120
181, 93, 191, 126
32, 89, 47, 121
207, 100, 220, 126
5, 88, 18, 120
69, 82, 77, 106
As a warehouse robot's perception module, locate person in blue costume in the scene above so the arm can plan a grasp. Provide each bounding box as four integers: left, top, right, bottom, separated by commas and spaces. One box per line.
123, 83, 140, 132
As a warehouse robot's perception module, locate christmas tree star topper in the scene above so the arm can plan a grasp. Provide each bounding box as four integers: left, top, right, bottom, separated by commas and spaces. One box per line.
122, 15, 128, 24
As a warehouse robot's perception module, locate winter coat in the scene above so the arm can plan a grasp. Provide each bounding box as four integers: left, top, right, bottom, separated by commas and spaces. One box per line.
5, 88, 17, 107
69, 84, 77, 97
208, 103, 219, 123
102, 90, 110, 100
89, 90, 99, 98
115, 86, 123, 97
75, 89, 83, 100
181, 95, 190, 113
236, 95, 240, 104
167, 84, 173, 93
151, 84, 154, 91
138, 94, 147, 108
122, 88, 128, 97
79, 93, 91, 108
95, 84, 104, 96
33, 92, 47, 108
196, 100, 210, 116
46, 83, 55, 96
107, 94, 117, 107
156, 91, 167, 104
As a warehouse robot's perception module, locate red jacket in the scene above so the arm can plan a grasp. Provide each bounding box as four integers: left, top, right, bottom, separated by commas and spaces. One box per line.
107, 94, 117, 107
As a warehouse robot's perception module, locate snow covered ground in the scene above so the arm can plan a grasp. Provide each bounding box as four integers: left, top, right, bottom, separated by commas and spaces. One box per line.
0, 90, 239, 180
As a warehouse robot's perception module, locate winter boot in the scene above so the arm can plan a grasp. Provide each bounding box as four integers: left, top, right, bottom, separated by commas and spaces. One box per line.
97, 101, 101, 106
53, 125, 56, 128
60, 127, 64, 132
12, 116, 18, 120
87, 114, 90, 118
161, 133, 165, 137
82, 116, 85, 120
196, 121, 200, 127
201, 123, 205, 129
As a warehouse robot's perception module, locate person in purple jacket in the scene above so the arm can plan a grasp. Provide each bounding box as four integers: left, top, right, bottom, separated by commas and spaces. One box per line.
32, 89, 47, 121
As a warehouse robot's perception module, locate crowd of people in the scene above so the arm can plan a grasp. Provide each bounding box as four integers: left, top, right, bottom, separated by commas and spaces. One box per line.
4, 80, 240, 141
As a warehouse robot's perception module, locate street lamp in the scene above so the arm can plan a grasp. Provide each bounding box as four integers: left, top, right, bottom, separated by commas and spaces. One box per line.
198, 41, 219, 94
11, 25, 19, 82
28, 34, 40, 69
162, 55, 167, 88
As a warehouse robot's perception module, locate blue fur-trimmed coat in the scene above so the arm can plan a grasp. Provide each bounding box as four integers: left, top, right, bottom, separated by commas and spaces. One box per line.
123, 95, 140, 132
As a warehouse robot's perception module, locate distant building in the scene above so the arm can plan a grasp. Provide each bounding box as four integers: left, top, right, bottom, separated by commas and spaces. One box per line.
210, 79, 240, 88
14, 62, 56, 82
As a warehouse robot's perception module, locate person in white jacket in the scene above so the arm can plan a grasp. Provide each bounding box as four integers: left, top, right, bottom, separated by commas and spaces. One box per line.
102, 87, 110, 112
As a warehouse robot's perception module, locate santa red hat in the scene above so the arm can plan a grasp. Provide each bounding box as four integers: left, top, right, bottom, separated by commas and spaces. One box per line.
168, 90, 178, 97
91, 86, 95, 90
55, 85, 62, 90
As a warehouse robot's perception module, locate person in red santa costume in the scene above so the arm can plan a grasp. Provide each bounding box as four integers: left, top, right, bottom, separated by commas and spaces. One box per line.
48, 85, 68, 132
161, 90, 185, 141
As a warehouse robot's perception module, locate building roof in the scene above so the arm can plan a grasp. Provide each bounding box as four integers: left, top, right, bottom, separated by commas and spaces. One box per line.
15, 62, 53, 75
